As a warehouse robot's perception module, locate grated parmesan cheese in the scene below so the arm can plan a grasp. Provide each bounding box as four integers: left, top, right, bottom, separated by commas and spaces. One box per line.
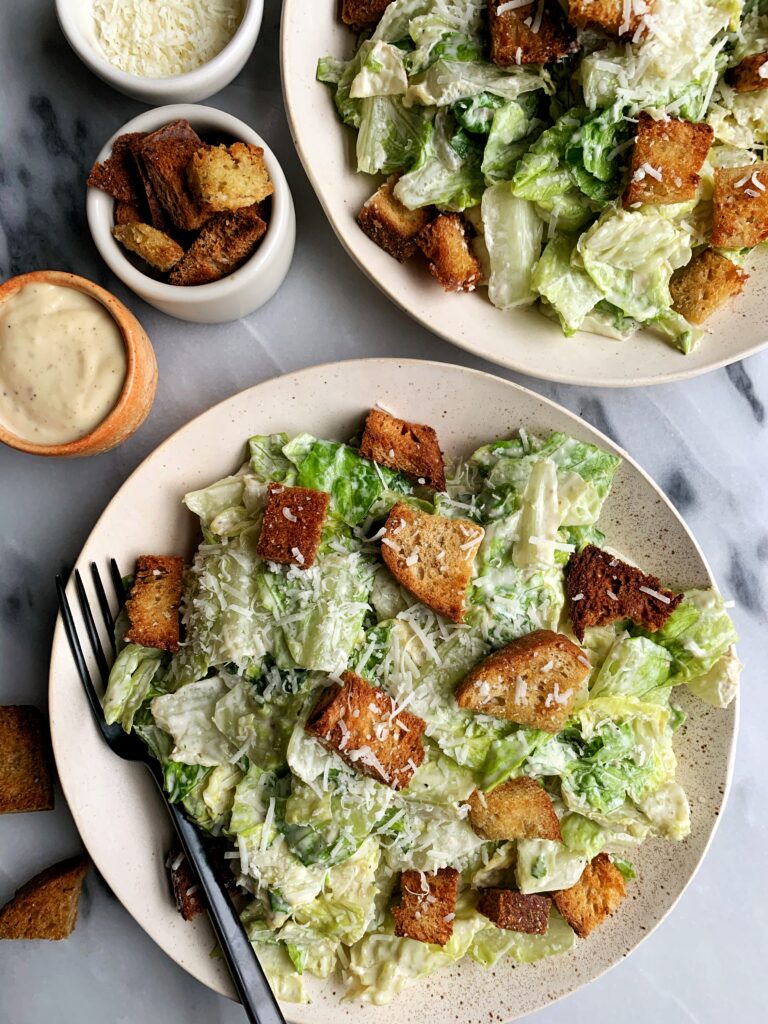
93, 0, 244, 79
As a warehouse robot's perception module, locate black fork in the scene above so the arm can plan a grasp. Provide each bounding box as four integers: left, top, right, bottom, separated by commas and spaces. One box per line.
56, 561, 286, 1024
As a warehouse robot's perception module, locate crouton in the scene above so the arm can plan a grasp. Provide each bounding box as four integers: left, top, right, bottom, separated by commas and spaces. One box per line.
124, 555, 184, 653
0, 855, 88, 940
168, 205, 267, 286
341, 0, 392, 28
623, 113, 713, 208
468, 778, 561, 842
568, 0, 655, 37
477, 889, 551, 935
114, 201, 143, 226
711, 163, 768, 249
360, 408, 446, 490
187, 143, 274, 213
113, 223, 185, 273
256, 484, 330, 569
87, 132, 146, 204
670, 248, 748, 325
566, 545, 683, 642
138, 119, 208, 231
128, 134, 173, 232
552, 853, 626, 939
489, 0, 578, 67
417, 214, 482, 293
0, 706, 54, 815
392, 867, 459, 945
380, 502, 484, 623
455, 630, 588, 733
357, 176, 434, 262
728, 53, 768, 93
167, 849, 204, 922
306, 671, 426, 789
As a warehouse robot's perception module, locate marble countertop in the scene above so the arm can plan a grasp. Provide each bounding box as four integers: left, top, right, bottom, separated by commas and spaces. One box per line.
1, 2, 766, 1022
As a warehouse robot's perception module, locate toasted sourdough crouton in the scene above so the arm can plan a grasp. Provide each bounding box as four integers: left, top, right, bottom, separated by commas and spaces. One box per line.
87, 131, 146, 204
256, 484, 330, 569
128, 134, 174, 232
568, 0, 655, 37
417, 214, 482, 293
381, 502, 484, 623
670, 248, 749, 325
623, 113, 713, 208
455, 629, 588, 733
0, 855, 88, 940
167, 849, 204, 922
489, 0, 578, 67
138, 120, 208, 231
168, 205, 267, 286
305, 671, 426, 789
711, 164, 768, 249
0, 706, 54, 815
468, 777, 561, 842
125, 555, 184, 653
566, 545, 682, 642
728, 53, 768, 93
341, 0, 392, 28
113, 223, 185, 273
188, 143, 274, 212
553, 853, 625, 939
477, 889, 551, 935
114, 201, 143, 225
360, 408, 446, 490
357, 177, 434, 262
393, 867, 459, 945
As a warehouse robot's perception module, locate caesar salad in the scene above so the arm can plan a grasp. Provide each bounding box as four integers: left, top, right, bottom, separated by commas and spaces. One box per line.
103, 406, 739, 1005
319, 0, 768, 352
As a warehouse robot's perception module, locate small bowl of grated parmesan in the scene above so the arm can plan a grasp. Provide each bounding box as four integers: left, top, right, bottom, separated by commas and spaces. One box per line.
56, 0, 263, 104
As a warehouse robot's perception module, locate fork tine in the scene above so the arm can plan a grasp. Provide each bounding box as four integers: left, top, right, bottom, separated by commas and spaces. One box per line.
110, 558, 127, 610
74, 569, 111, 687
56, 575, 109, 730
91, 563, 116, 656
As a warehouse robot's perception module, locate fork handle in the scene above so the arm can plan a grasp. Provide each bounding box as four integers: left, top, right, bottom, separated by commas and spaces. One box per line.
158, 781, 286, 1024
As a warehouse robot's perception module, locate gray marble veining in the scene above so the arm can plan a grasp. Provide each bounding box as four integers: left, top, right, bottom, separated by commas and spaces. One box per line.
1, 1, 767, 1022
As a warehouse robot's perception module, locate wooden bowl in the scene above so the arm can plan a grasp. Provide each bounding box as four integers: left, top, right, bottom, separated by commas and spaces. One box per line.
0, 271, 157, 457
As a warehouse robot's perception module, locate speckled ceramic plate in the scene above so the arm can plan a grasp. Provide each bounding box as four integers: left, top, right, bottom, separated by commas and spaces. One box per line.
280, 3, 768, 388
49, 360, 737, 1022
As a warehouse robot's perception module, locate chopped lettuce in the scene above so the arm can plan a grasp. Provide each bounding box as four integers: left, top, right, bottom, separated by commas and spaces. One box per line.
102, 644, 165, 732
102, 418, 739, 1002
482, 185, 543, 310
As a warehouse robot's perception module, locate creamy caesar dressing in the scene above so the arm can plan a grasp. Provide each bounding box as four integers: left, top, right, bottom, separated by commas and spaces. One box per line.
0, 283, 127, 445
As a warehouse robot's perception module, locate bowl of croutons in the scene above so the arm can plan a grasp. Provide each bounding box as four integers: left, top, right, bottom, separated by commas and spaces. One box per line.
86, 104, 295, 323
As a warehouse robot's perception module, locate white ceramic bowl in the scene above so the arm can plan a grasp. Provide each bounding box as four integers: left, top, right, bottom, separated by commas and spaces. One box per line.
56, 0, 263, 105
87, 104, 296, 324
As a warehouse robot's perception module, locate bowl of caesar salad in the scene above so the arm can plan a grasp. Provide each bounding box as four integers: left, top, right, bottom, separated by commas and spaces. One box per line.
49, 360, 739, 1023
282, 0, 768, 386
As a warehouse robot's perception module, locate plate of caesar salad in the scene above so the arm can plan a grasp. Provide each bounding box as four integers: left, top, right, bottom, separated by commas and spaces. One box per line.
49, 359, 739, 1022
281, 0, 768, 386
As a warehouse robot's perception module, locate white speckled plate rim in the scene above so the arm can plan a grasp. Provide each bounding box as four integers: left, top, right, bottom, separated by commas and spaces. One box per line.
279, 1, 768, 388
49, 359, 738, 1023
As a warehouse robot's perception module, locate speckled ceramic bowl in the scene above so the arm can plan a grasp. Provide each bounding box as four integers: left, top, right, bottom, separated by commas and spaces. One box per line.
0, 271, 157, 457
49, 360, 738, 1022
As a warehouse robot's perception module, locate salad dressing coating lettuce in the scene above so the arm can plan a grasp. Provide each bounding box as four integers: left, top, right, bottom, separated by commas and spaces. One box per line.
318, 0, 763, 349
102, 427, 739, 1003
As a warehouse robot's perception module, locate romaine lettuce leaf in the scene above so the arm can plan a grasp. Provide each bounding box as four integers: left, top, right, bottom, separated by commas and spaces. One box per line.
577, 208, 693, 322
636, 589, 738, 685
102, 643, 166, 732
482, 184, 543, 309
